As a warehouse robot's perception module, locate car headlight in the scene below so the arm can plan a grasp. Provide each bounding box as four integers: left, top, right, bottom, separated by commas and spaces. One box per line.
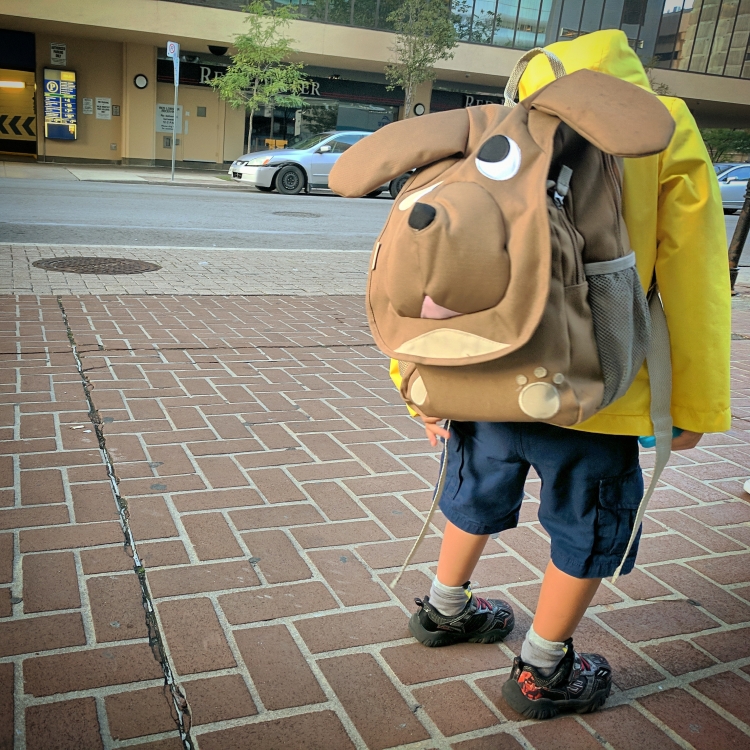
246, 155, 274, 166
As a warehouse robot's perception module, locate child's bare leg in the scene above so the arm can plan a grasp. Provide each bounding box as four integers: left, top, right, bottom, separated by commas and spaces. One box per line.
436, 521, 489, 586
533, 560, 601, 642
518, 560, 601, 676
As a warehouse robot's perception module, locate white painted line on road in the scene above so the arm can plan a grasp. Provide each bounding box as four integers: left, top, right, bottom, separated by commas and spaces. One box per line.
0, 221, 378, 237
2, 242, 371, 253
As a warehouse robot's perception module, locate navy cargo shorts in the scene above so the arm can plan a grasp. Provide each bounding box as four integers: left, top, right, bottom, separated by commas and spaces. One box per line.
438, 421, 643, 579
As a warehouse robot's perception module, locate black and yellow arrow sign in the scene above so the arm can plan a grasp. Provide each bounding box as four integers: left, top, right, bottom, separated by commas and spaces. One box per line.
0, 114, 36, 140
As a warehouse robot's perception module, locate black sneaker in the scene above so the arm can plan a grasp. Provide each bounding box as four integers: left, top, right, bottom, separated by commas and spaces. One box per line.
409, 587, 515, 647
501, 638, 612, 720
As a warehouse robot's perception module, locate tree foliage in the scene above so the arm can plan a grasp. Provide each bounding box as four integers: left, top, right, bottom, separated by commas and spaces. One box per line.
700, 129, 750, 163
385, 0, 459, 118
211, 0, 307, 152
642, 57, 673, 97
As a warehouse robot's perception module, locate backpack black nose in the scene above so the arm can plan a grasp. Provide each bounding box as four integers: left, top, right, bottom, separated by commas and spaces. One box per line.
409, 202, 436, 230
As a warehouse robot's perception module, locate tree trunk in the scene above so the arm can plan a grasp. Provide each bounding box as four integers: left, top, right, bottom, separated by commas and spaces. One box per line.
404, 83, 413, 119
246, 108, 255, 154
246, 78, 259, 153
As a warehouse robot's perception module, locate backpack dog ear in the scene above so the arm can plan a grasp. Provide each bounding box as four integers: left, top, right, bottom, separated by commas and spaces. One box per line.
522, 69, 675, 158
330, 108, 471, 197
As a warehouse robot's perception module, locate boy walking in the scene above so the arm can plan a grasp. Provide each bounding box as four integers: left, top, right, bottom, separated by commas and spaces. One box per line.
401, 29, 730, 719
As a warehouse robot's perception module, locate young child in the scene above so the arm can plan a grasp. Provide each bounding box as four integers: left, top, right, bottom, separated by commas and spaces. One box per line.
398, 29, 731, 719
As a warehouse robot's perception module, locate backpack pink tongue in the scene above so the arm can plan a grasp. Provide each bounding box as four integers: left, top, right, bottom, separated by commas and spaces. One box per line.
420, 296, 462, 320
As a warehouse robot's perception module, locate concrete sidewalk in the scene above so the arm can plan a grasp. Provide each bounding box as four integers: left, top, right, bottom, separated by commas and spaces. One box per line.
0, 160, 244, 189
1, 287, 749, 749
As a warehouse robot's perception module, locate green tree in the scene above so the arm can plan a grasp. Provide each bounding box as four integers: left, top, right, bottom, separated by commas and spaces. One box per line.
700, 129, 750, 163
211, 0, 307, 153
385, 0, 459, 118
643, 57, 673, 97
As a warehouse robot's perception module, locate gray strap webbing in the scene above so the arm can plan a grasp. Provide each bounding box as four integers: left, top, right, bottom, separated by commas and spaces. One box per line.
390, 420, 451, 589
504, 48, 566, 109
584, 252, 637, 276
554, 165, 573, 208
611, 288, 672, 583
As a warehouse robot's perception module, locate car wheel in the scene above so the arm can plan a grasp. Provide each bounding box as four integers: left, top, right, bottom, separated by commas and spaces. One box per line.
366, 190, 383, 198
389, 174, 409, 199
276, 165, 305, 195
256, 185, 274, 193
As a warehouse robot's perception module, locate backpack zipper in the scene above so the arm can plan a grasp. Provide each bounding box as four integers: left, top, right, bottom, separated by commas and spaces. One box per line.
603, 155, 625, 256
551, 195, 585, 285
550, 168, 585, 285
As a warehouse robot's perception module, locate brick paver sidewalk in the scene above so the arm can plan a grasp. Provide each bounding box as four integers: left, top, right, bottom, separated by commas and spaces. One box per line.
1, 291, 749, 750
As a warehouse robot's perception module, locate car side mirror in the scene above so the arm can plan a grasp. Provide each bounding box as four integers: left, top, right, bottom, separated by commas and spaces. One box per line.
318, 145, 332, 153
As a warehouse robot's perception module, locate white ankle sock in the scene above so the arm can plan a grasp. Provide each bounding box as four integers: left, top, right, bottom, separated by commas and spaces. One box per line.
428, 577, 470, 616
520, 625, 567, 677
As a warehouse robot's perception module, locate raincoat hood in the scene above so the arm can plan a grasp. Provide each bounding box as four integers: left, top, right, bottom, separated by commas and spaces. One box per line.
518, 29, 652, 99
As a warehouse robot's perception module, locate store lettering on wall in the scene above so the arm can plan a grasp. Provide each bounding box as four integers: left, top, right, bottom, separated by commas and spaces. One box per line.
464, 94, 503, 107
300, 81, 320, 97
199, 66, 220, 84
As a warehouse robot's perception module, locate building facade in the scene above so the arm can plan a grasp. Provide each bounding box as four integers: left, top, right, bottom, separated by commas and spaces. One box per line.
0, 0, 747, 167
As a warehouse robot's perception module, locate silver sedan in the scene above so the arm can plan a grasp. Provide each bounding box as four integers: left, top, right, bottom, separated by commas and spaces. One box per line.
718, 163, 750, 214
229, 131, 409, 198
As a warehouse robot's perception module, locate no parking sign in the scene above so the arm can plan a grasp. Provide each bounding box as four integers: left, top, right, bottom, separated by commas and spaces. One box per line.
167, 41, 180, 84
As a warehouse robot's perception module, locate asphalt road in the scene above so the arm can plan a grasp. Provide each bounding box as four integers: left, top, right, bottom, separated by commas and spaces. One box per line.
0, 178, 392, 251
2, 177, 747, 260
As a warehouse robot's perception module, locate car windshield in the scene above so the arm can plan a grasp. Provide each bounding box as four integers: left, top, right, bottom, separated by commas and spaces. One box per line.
715, 163, 737, 175
286, 132, 332, 150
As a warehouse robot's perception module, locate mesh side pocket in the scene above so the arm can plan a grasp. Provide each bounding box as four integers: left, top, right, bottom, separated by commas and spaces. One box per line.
585, 256, 651, 408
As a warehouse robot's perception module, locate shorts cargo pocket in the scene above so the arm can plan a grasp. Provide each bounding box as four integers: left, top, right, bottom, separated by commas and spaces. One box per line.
594, 467, 644, 557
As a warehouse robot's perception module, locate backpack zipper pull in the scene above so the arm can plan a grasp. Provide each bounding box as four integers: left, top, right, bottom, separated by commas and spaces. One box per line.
553, 165, 573, 209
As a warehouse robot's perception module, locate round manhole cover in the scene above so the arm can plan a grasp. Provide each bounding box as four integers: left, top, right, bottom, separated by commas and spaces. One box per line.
32, 257, 162, 275
272, 211, 321, 218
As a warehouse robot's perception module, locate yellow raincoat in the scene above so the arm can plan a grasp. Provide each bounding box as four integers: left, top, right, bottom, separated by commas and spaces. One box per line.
391, 29, 731, 436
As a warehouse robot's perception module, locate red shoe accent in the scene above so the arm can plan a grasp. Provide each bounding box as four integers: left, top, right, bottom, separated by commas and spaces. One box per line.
518, 670, 544, 700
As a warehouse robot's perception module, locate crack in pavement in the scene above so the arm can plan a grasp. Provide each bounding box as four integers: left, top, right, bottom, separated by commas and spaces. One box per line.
56, 295, 195, 750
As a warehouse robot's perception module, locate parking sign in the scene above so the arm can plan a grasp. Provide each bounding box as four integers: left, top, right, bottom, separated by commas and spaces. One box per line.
166, 42, 180, 182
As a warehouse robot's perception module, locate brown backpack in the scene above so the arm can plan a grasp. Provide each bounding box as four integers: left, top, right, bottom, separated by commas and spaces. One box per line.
330, 53, 676, 581
331, 61, 674, 425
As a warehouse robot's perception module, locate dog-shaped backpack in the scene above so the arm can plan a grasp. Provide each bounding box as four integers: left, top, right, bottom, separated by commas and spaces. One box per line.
330, 54, 675, 428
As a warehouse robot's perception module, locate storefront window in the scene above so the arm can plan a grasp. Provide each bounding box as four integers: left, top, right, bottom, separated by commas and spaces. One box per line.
248, 95, 398, 151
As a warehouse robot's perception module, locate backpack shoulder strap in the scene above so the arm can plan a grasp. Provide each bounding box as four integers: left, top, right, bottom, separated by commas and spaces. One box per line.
611, 287, 673, 582
504, 48, 566, 109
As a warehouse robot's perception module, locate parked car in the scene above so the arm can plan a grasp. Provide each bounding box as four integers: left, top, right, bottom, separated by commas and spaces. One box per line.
229, 131, 409, 198
714, 162, 743, 176
717, 163, 750, 214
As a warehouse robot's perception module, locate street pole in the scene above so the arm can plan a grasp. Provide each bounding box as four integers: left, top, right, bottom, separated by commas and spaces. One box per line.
728, 180, 750, 294
171, 82, 178, 182
167, 41, 180, 183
